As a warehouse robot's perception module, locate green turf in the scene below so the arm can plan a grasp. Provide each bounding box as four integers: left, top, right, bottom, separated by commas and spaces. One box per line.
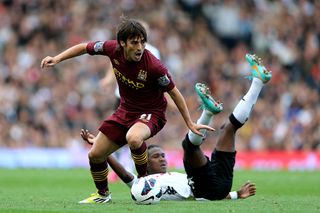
0, 169, 319, 213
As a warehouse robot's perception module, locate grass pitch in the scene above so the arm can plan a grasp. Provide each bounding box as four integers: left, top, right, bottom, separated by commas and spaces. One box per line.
0, 169, 319, 213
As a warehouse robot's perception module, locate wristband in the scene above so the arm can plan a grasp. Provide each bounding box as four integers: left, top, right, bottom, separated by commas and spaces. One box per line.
229, 191, 238, 200
126, 175, 138, 188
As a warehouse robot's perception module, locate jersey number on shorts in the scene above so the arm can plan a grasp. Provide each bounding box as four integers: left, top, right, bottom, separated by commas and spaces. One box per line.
139, 113, 152, 122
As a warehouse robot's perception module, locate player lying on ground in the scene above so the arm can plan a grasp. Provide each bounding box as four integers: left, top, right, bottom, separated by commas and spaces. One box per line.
82, 131, 256, 201
80, 53, 270, 201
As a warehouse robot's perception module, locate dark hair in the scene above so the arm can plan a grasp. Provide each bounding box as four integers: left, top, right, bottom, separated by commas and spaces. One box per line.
116, 16, 147, 45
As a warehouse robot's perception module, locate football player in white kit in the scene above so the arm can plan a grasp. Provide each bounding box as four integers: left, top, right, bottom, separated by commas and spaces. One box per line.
81, 131, 255, 201
81, 53, 270, 201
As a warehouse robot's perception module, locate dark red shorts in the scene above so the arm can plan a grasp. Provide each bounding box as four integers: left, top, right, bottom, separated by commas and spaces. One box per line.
99, 108, 167, 146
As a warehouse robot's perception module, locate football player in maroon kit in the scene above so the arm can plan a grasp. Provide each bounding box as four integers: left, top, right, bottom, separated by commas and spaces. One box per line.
41, 17, 213, 203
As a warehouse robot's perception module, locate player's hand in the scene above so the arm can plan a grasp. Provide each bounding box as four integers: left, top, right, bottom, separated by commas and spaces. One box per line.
190, 123, 215, 137
238, 181, 256, 199
41, 56, 59, 68
80, 129, 95, 145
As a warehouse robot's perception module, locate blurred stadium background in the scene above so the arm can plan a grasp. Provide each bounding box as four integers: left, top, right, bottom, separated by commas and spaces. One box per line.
0, 0, 319, 170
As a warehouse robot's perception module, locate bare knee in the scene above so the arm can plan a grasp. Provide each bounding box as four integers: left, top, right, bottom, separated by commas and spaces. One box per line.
126, 133, 143, 149
88, 149, 107, 163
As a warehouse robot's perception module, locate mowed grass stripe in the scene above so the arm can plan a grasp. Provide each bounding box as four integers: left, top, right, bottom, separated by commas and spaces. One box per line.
0, 169, 319, 213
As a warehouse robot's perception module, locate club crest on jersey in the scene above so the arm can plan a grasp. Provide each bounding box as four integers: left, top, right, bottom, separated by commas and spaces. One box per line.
93, 41, 104, 52
157, 75, 170, 86
137, 70, 147, 81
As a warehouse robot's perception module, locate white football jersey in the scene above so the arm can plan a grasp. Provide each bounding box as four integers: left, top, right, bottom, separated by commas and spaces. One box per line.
147, 172, 193, 200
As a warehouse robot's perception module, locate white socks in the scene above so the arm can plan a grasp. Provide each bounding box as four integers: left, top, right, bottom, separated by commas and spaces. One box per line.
188, 78, 264, 145
232, 78, 264, 124
188, 110, 213, 146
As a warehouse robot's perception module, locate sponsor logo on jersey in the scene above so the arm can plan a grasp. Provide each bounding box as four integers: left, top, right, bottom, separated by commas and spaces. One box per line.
93, 41, 104, 52
163, 186, 178, 195
137, 70, 147, 81
157, 75, 170, 86
114, 68, 145, 90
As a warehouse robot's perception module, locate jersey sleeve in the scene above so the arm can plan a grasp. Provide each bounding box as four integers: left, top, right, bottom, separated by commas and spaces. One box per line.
152, 59, 175, 92
86, 40, 116, 56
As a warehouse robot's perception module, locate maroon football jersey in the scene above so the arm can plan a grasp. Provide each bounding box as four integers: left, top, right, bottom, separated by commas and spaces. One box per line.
87, 40, 175, 113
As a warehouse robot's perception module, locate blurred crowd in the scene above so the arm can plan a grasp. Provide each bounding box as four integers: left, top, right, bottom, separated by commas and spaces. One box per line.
0, 0, 319, 151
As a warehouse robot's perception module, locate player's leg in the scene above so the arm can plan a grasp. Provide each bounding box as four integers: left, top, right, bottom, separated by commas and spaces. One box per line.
126, 122, 151, 177
182, 84, 226, 200
108, 93, 124, 181
216, 54, 272, 152
183, 54, 271, 200
203, 54, 271, 200
79, 131, 120, 204
116, 145, 135, 173
200, 54, 272, 200
183, 83, 223, 167
126, 112, 166, 177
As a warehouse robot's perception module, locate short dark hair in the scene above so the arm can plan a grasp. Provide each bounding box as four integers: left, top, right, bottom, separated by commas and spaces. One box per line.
116, 16, 147, 45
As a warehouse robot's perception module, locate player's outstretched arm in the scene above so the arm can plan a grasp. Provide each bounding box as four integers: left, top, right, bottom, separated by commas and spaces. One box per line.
164, 92, 177, 111
106, 155, 136, 187
167, 87, 214, 136
226, 181, 256, 200
41, 43, 87, 68
80, 129, 136, 187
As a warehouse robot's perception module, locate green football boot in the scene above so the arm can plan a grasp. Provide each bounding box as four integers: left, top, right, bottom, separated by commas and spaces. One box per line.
245, 53, 272, 83
195, 83, 223, 114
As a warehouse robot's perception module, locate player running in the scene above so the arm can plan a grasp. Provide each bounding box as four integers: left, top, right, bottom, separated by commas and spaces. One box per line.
41, 17, 213, 203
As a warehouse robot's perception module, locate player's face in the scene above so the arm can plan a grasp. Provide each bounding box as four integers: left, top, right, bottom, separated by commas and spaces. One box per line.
122, 37, 146, 62
147, 147, 167, 174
